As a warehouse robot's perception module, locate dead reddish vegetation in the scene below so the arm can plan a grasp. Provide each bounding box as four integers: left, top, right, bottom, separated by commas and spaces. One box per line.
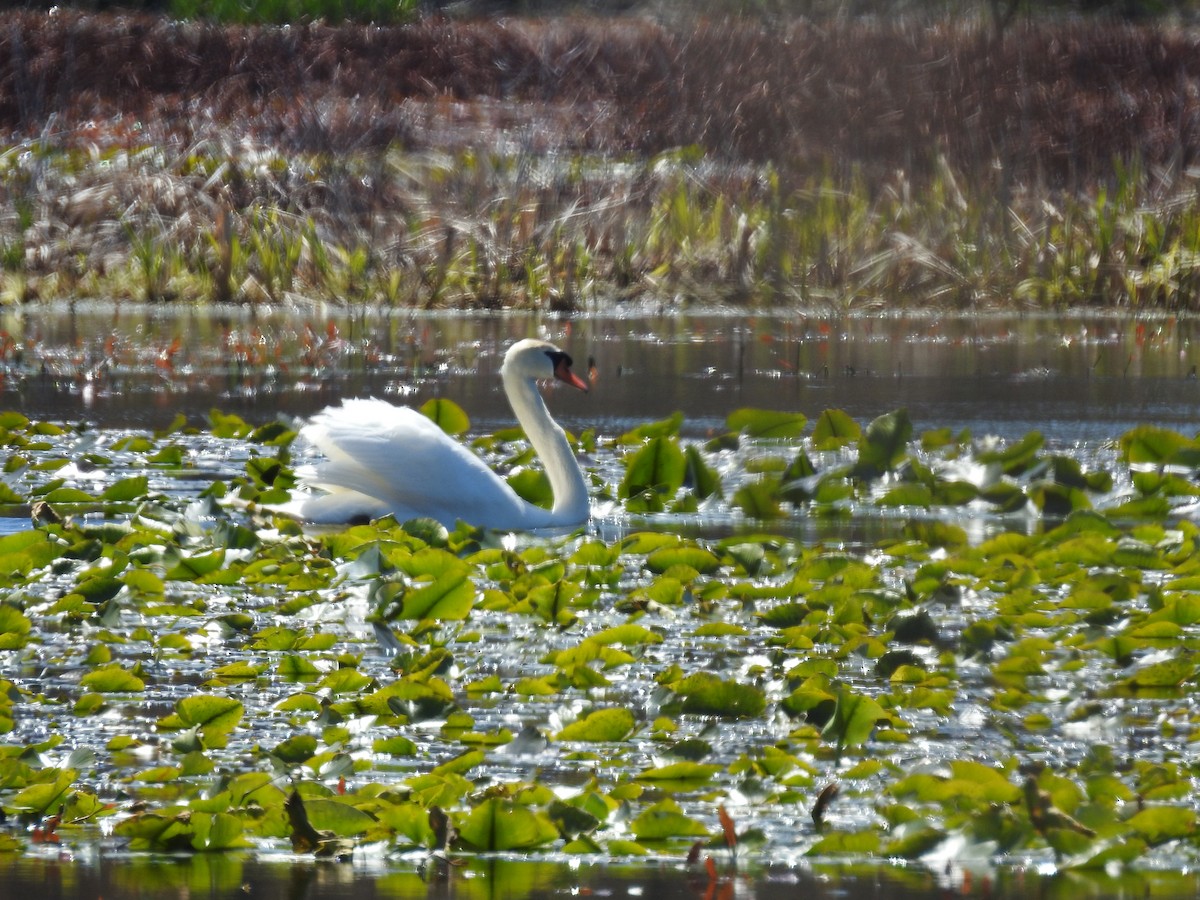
0, 10, 1198, 185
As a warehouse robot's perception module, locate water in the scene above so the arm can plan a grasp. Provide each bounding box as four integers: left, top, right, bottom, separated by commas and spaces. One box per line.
8, 302, 1180, 547
3, 303, 1199, 900
3, 852, 1199, 899
4, 303, 1197, 444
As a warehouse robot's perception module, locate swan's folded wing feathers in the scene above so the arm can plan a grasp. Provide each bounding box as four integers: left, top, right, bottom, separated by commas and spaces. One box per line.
300, 490, 393, 524
300, 398, 527, 525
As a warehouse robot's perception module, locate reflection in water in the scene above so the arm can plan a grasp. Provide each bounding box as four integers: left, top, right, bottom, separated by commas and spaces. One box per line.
1, 304, 1196, 444
3, 853, 1198, 900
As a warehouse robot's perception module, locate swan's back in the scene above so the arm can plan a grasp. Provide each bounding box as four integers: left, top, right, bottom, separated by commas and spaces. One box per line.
299, 397, 537, 527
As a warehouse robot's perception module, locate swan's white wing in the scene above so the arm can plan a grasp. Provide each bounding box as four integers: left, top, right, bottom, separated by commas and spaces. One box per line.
292, 489, 393, 524
299, 398, 533, 527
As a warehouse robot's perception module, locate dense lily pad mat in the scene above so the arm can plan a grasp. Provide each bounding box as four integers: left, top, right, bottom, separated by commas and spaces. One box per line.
2, 405, 1200, 879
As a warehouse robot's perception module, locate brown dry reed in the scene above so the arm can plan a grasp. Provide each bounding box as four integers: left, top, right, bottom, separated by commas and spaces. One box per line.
2, 11, 1197, 183
0, 11, 1199, 309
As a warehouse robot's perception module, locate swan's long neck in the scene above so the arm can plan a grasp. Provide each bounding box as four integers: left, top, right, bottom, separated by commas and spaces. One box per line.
503, 368, 588, 526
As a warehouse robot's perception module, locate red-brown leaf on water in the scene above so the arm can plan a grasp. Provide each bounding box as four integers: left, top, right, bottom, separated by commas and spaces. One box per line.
718, 804, 737, 850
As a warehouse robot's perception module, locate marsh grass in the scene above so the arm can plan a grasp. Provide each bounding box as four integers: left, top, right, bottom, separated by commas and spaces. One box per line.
0, 12, 1199, 308
3, 139, 1200, 309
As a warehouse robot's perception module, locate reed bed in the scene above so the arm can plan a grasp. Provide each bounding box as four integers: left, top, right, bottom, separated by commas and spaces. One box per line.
0, 10, 1198, 309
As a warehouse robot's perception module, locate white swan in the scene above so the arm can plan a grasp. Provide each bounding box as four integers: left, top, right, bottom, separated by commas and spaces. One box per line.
297, 339, 590, 529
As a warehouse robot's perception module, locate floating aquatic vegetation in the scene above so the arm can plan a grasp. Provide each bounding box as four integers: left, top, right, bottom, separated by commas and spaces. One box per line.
0, 404, 1199, 882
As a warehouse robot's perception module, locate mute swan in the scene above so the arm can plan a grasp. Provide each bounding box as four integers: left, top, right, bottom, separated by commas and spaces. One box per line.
297, 339, 590, 529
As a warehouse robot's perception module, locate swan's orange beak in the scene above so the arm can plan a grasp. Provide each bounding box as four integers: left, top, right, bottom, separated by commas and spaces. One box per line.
554, 358, 590, 393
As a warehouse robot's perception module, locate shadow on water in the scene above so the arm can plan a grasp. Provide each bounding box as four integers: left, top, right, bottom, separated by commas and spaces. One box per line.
2, 303, 1197, 444
4, 853, 1200, 900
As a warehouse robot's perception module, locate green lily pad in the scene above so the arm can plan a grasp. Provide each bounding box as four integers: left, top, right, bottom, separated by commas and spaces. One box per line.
378, 569, 476, 621
670, 673, 767, 718
821, 687, 888, 754
419, 398, 470, 436
1120, 425, 1200, 467
630, 798, 710, 841
616, 412, 684, 444
1121, 657, 1196, 690
457, 797, 558, 851
556, 708, 637, 742
1126, 806, 1197, 846
646, 544, 720, 574
0, 605, 32, 649
303, 798, 378, 837
636, 761, 721, 787
80, 665, 146, 693
508, 468, 553, 507
101, 476, 150, 502
733, 480, 784, 519
157, 694, 244, 748
620, 435, 686, 501
684, 445, 722, 499
854, 408, 912, 480
812, 408, 861, 449
0, 530, 66, 581
4, 769, 76, 815
271, 734, 318, 764
726, 407, 807, 439
166, 549, 227, 580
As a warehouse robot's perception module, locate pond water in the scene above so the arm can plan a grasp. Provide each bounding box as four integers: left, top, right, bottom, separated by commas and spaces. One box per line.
5, 851, 1200, 900
3, 304, 1200, 900
5, 302, 1198, 444
6, 302, 1192, 550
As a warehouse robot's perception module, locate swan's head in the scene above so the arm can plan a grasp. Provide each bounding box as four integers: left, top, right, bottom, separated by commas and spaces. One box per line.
503, 339, 589, 392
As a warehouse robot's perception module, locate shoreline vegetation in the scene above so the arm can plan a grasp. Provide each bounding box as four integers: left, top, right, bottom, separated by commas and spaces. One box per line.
1, 8, 1199, 309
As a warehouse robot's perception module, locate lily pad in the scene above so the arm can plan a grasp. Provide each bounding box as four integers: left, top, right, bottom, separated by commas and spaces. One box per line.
630, 798, 710, 841
80, 665, 146, 693
854, 408, 912, 480
670, 673, 767, 718
457, 797, 558, 851
419, 398, 470, 436
556, 708, 637, 742
620, 435, 686, 501
812, 408, 861, 449
726, 407, 808, 439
